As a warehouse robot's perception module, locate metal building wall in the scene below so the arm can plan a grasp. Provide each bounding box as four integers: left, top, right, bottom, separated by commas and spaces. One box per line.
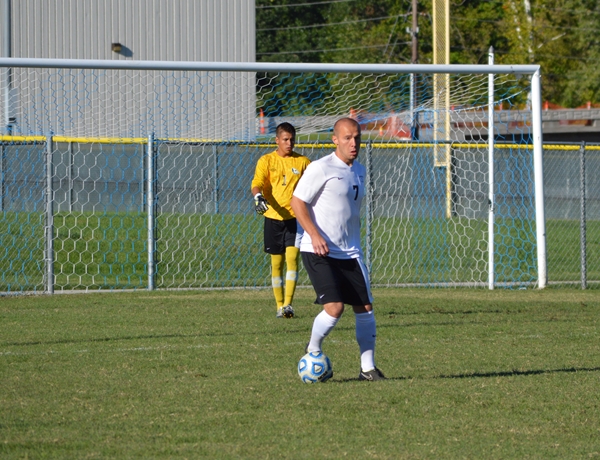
5, 0, 255, 62
0, 0, 257, 139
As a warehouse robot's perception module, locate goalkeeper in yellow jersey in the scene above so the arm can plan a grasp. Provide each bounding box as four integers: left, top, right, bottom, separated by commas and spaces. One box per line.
251, 122, 311, 318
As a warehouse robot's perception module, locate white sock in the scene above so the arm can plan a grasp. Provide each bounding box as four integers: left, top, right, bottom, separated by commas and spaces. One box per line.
307, 310, 339, 353
355, 311, 376, 371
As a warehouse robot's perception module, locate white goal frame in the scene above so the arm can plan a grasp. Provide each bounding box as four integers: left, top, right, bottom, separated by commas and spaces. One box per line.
0, 58, 546, 291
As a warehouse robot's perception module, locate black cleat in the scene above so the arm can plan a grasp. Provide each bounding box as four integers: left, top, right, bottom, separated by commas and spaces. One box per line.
358, 368, 386, 381
281, 305, 295, 318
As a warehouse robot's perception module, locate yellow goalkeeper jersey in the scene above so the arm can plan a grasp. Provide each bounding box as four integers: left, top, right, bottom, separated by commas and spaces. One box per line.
251, 150, 311, 221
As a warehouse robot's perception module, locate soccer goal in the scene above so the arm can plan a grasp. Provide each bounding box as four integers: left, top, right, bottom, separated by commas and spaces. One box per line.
0, 58, 545, 293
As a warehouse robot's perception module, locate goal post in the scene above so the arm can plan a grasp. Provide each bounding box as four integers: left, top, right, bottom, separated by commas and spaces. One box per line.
0, 58, 546, 292
531, 68, 546, 288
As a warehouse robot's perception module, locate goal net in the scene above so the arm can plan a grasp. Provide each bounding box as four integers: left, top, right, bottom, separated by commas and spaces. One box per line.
0, 59, 545, 293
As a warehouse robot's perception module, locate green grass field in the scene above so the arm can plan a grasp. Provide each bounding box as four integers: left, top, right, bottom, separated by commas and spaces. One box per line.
2, 287, 600, 458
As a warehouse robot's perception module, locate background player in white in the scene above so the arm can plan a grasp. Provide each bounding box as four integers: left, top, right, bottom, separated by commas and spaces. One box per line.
291, 117, 385, 381
251, 123, 311, 318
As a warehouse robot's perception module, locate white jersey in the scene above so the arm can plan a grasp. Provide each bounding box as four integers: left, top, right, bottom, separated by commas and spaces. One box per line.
293, 152, 366, 259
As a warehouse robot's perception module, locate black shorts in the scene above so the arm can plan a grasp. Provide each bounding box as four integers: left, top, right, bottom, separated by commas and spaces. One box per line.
264, 217, 298, 254
301, 252, 373, 306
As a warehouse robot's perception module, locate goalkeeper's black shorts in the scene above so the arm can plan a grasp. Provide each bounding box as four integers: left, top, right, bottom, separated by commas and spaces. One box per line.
263, 217, 298, 254
301, 252, 373, 306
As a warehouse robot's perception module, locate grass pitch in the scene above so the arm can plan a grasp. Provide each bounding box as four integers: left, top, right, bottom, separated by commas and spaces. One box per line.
1, 287, 600, 458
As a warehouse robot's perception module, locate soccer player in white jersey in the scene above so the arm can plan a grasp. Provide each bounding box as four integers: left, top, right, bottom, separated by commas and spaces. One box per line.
291, 117, 385, 381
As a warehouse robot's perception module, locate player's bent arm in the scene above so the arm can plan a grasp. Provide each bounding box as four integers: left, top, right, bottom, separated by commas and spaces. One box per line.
290, 196, 329, 256
250, 156, 268, 195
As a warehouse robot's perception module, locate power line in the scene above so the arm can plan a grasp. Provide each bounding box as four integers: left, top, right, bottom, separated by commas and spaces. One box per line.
533, 53, 600, 63
453, 0, 600, 14
453, 16, 600, 34
256, 0, 355, 9
257, 14, 409, 32
257, 43, 599, 63
451, 44, 600, 63
533, 3, 600, 15
257, 42, 412, 56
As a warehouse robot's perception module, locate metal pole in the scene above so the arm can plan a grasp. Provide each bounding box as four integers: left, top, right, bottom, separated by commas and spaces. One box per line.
3, 0, 15, 133
68, 142, 74, 212
0, 144, 4, 212
45, 135, 54, 294
488, 46, 495, 290
580, 141, 587, 290
410, 0, 419, 140
147, 135, 155, 290
365, 141, 373, 275
531, 69, 547, 288
0, 57, 541, 75
215, 144, 220, 214
445, 146, 453, 218
410, 77, 415, 135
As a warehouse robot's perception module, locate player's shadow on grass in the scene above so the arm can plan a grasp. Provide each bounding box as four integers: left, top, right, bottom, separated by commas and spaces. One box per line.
332, 366, 600, 383
435, 366, 600, 379
374, 315, 580, 332
387, 308, 510, 316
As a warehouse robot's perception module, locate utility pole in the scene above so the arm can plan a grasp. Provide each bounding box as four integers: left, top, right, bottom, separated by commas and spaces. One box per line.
412, 0, 419, 65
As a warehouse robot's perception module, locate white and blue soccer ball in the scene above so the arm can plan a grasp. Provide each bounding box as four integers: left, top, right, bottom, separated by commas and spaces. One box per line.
298, 351, 333, 383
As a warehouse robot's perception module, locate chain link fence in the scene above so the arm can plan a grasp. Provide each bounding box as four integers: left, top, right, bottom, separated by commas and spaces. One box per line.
544, 144, 600, 288
2, 139, 596, 292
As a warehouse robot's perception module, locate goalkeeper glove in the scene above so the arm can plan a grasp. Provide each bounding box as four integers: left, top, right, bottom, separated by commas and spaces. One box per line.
254, 193, 269, 215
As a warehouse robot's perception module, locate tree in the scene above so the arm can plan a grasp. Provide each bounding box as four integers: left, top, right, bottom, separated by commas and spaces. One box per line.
256, 0, 600, 106
256, 0, 330, 63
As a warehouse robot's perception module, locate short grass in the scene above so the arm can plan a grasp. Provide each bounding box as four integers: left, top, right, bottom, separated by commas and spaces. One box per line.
2, 287, 600, 458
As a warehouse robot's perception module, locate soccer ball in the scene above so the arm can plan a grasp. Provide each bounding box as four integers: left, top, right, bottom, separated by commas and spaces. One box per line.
298, 351, 333, 383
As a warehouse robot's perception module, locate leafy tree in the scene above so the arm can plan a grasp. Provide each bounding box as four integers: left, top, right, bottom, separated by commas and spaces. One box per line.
546, 0, 600, 106
256, 0, 600, 107
256, 0, 330, 63
449, 0, 509, 64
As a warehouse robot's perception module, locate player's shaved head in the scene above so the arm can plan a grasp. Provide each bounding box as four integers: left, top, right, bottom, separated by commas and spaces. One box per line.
333, 117, 361, 137
332, 117, 361, 166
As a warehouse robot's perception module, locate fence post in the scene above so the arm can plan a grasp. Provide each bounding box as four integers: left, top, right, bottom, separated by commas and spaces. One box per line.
0, 144, 4, 212
580, 141, 587, 290
215, 144, 221, 215
45, 135, 54, 294
212, 144, 218, 214
147, 134, 156, 290
68, 142, 74, 212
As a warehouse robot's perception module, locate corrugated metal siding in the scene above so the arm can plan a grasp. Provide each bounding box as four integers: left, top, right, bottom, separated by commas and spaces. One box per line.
0, 0, 257, 140
4, 0, 255, 62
